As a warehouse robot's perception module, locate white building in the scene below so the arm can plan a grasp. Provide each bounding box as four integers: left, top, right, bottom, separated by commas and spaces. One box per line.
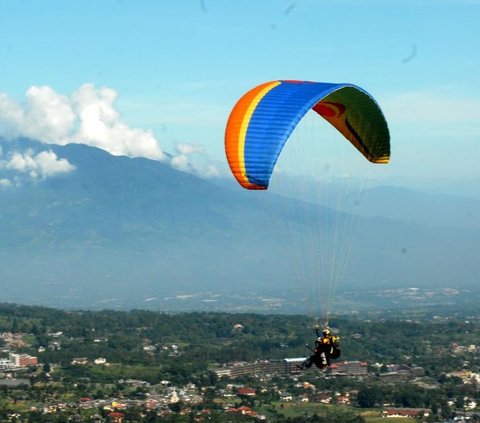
0, 358, 16, 370
9, 353, 38, 367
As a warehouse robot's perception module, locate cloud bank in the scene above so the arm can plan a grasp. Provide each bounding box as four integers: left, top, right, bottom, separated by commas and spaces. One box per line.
171, 142, 219, 177
0, 84, 165, 161
0, 149, 75, 181
0, 84, 221, 179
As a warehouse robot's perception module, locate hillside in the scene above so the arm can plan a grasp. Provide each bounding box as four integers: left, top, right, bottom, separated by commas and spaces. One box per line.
0, 138, 478, 310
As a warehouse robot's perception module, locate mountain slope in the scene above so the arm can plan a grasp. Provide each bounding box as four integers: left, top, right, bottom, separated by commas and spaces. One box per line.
0, 139, 478, 310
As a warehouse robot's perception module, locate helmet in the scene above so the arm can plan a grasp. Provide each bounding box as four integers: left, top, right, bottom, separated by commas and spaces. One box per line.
322, 328, 331, 336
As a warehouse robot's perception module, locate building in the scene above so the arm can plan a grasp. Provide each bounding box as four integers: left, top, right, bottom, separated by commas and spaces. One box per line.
284, 358, 306, 373
280, 393, 293, 402
71, 357, 88, 365
382, 408, 430, 418
448, 370, 471, 379
379, 365, 425, 383
214, 360, 260, 378
214, 357, 369, 379
213, 360, 271, 378
0, 358, 16, 371
9, 353, 38, 367
315, 393, 332, 404
336, 395, 351, 405
226, 406, 257, 417
213, 358, 307, 378
379, 371, 410, 383
238, 387, 256, 396
329, 361, 368, 376
108, 412, 124, 423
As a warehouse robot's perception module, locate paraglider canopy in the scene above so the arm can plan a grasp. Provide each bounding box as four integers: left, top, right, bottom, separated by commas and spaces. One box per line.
225, 80, 390, 190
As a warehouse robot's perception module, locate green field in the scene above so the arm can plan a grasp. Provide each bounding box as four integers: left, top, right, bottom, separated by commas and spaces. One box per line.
263, 402, 417, 422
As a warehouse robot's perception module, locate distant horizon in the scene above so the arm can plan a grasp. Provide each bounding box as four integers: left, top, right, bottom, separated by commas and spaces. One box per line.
0, 284, 477, 317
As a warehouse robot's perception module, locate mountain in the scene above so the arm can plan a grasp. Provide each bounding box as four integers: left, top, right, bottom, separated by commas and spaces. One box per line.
265, 175, 480, 228
351, 185, 480, 228
0, 138, 479, 311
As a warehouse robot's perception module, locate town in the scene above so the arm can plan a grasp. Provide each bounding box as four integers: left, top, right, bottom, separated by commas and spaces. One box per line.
1, 303, 480, 422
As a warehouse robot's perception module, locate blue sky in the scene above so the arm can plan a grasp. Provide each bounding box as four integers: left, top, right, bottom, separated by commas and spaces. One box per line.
1, 0, 479, 194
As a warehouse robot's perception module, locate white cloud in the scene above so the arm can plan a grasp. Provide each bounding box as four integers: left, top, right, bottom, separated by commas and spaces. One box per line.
0, 178, 11, 187
0, 87, 75, 143
34, 150, 76, 177
0, 84, 226, 179
194, 163, 220, 178
0, 84, 164, 161
170, 154, 189, 171
0, 93, 24, 138
175, 143, 205, 155
170, 142, 219, 178
2, 149, 75, 180
71, 84, 164, 160
25, 86, 77, 143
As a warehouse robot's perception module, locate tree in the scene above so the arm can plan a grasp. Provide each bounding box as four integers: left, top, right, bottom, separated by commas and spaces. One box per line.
357, 386, 383, 408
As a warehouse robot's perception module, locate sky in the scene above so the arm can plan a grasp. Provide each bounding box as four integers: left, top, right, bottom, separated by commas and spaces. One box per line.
0, 0, 479, 194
